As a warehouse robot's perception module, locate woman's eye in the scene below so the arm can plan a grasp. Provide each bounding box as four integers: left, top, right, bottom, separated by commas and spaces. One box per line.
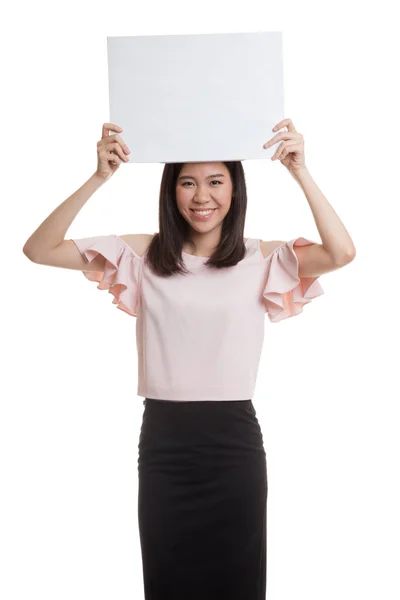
182, 181, 222, 187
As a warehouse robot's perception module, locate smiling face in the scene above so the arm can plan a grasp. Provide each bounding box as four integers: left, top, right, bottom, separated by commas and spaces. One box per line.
175, 162, 234, 233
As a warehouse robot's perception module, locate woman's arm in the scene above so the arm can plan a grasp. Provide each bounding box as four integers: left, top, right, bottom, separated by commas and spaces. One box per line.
291, 167, 356, 263
264, 118, 356, 275
286, 167, 356, 278
22, 173, 105, 262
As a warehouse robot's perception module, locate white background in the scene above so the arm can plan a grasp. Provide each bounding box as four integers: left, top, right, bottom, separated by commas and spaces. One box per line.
2, 1, 399, 599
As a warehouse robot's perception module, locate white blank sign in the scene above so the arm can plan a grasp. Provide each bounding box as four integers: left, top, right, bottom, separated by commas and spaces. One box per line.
107, 31, 284, 164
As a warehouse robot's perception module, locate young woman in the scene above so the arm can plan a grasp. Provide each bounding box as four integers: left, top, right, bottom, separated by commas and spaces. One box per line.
23, 119, 356, 599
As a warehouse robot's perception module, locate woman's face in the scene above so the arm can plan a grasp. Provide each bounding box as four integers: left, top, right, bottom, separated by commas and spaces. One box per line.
175, 162, 234, 231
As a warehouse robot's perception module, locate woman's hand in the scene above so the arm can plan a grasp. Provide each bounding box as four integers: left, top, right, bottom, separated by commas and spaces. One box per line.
263, 118, 306, 174
95, 123, 131, 182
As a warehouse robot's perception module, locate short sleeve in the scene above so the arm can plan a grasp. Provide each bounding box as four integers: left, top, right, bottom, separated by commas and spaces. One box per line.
70, 234, 142, 317
262, 237, 324, 322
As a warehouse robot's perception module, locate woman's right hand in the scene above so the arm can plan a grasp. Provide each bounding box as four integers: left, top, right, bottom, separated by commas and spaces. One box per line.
95, 123, 131, 182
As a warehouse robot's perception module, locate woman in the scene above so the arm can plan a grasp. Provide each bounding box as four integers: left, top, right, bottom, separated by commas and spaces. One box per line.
23, 119, 356, 599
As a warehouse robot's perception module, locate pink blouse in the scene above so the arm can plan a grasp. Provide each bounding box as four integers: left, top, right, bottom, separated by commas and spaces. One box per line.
71, 234, 324, 401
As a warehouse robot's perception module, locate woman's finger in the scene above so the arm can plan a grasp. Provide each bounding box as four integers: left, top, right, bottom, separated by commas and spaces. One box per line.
264, 131, 296, 149
271, 141, 287, 159
101, 141, 129, 162
275, 142, 302, 161
273, 118, 297, 133
98, 133, 130, 155
101, 123, 123, 139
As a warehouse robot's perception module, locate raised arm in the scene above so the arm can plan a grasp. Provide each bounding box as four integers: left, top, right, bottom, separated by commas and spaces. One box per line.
22, 122, 131, 269
23, 174, 106, 268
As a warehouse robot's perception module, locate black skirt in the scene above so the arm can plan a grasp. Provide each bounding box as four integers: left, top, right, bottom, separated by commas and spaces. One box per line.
137, 398, 268, 600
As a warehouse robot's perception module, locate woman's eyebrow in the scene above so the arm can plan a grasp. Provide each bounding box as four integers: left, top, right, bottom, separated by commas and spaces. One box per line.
178, 174, 226, 181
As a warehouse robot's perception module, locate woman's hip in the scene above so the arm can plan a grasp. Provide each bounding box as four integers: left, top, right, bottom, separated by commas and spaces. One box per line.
137, 398, 267, 474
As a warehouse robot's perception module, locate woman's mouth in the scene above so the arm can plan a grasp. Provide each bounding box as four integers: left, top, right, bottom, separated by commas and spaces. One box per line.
190, 208, 218, 220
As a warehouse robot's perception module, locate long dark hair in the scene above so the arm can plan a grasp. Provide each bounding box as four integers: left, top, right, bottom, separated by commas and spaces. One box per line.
145, 161, 248, 276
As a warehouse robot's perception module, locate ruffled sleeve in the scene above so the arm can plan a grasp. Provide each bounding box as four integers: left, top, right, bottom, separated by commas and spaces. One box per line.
70, 234, 142, 317
262, 237, 324, 322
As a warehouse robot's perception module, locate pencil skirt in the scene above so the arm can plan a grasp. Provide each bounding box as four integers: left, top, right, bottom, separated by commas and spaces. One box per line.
137, 398, 268, 600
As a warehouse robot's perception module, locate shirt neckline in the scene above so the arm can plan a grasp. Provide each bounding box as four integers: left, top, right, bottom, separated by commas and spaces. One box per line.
182, 238, 250, 260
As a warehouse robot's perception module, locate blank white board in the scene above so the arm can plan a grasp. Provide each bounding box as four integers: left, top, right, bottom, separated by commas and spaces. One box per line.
107, 31, 284, 164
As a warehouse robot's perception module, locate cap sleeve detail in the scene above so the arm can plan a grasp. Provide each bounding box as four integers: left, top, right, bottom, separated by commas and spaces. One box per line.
262, 237, 324, 322
71, 235, 142, 317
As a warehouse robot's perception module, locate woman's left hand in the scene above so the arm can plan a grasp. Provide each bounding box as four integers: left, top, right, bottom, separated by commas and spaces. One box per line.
263, 118, 306, 173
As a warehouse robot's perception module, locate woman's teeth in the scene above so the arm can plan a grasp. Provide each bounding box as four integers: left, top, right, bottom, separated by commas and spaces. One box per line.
191, 209, 217, 219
